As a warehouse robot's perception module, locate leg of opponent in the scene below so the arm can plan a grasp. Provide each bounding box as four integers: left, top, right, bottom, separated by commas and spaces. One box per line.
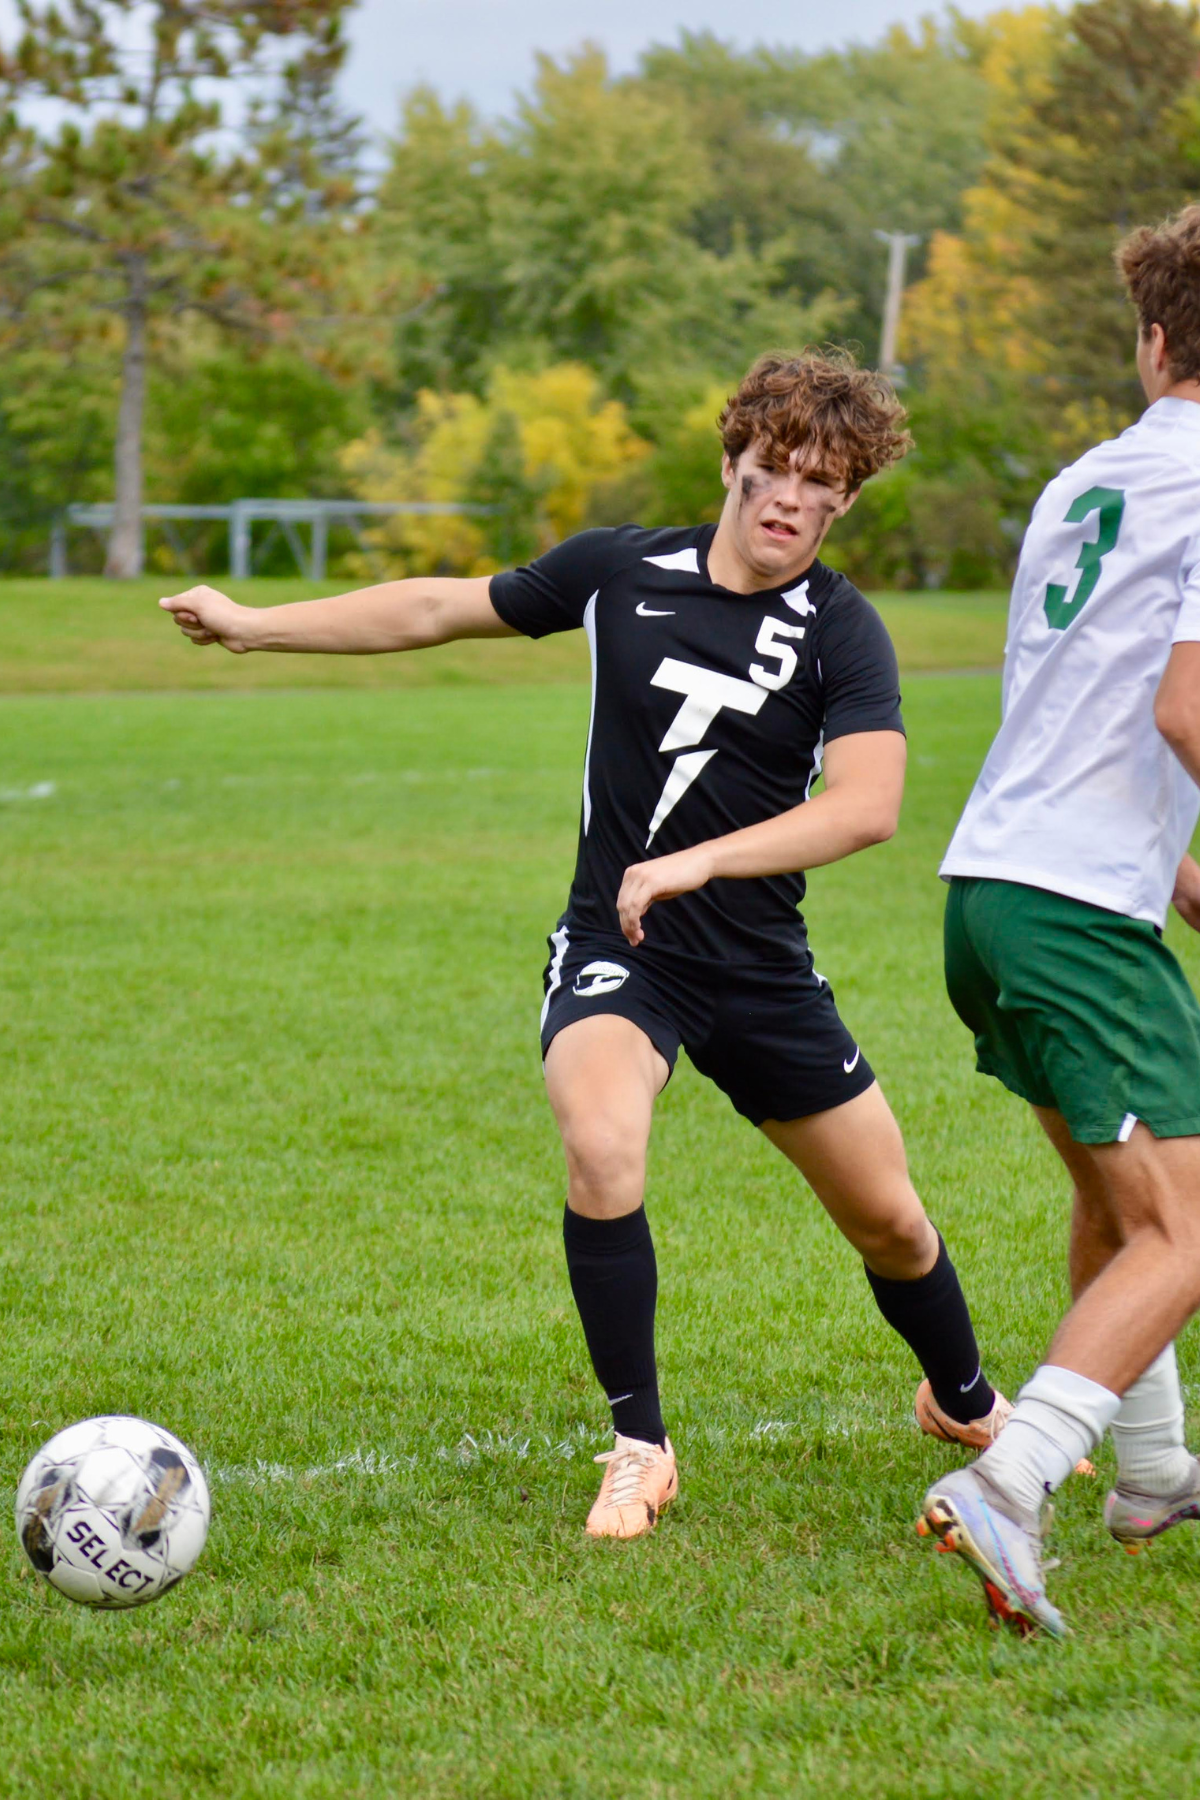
762, 1081, 1005, 1443
975, 1112, 1200, 1527
1037, 1107, 1193, 1529
922, 877, 1200, 1631
544, 1015, 678, 1538
1035, 1108, 1126, 1301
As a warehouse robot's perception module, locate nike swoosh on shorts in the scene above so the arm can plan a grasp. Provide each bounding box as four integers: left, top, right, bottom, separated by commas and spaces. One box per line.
636, 602, 675, 617
843, 1048, 861, 1074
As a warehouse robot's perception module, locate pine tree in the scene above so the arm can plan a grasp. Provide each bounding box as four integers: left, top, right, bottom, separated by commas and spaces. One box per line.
470, 411, 542, 571
1018, 0, 1200, 407
0, 1, 360, 576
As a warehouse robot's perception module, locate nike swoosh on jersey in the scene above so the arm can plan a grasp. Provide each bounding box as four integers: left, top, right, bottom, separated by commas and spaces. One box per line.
636, 602, 676, 617
843, 1047, 861, 1073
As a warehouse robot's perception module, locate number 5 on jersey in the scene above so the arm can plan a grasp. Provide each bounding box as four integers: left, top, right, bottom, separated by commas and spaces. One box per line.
1044, 485, 1125, 631
750, 616, 807, 690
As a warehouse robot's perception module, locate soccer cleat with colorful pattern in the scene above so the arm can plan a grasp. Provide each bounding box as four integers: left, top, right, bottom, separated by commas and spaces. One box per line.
917, 1463, 1067, 1640
1104, 1456, 1200, 1553
586, 1434, 678, 1539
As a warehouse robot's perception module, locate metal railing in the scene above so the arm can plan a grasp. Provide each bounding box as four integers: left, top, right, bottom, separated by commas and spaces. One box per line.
51, 498, 491, 580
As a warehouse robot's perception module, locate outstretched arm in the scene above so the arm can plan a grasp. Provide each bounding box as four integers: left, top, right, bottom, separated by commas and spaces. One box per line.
158, 576, 517, 655
615, 729, 906, 946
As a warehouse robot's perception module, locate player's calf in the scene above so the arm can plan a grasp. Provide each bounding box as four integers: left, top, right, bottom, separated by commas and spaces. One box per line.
866, 1233, 1000, 1430
765, 1094, 1003, 1433
548, 1016, 673, 1462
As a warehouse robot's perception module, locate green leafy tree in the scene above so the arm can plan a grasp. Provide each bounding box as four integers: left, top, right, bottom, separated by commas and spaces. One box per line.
1014, 0, 1200, 411
886, 1, 1200, 590
377, 89, 505, 402
470, 411, 544, 569
0, 0, 361, 577
639, 23, 993, 355
0, 345, 116, 569
377, 48, 836, 410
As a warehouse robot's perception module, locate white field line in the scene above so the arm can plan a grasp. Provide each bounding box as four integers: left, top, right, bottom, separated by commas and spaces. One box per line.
208, 1417, 872, 1489
0, 771, 508, 802
0, 781, 55, 802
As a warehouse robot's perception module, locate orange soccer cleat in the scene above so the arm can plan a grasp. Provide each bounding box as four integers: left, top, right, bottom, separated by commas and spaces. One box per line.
915, 1380, 1096, 1474
585, 1434, 678, 1539
915, 1379, 1013, 1451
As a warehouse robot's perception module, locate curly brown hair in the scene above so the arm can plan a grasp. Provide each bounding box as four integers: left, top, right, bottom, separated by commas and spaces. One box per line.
717, 349, 913, 491
1116, 205, 1200, 382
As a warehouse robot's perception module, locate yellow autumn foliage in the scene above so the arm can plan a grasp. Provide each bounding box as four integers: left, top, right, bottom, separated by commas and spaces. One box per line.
900, 8, 1060, 380
341, 362, 649, 576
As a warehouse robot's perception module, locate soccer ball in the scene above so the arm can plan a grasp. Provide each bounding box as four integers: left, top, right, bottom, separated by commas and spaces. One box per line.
15, 1415, 210, 1608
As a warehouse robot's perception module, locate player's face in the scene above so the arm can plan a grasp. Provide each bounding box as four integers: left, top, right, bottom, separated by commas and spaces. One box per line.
720, 442, 859, 586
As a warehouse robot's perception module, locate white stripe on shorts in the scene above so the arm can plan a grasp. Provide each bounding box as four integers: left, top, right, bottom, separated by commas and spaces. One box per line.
540, 922, 571, 1030
1118, 1112, 1138, 1143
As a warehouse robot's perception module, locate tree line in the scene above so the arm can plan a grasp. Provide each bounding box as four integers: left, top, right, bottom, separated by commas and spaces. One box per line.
0, 0, 1196, 585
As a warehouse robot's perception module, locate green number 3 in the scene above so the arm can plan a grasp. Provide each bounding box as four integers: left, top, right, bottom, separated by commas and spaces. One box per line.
1044, 485, 1126, 630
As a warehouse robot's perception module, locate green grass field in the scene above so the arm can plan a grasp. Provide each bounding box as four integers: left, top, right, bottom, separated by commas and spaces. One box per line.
1, 583, 1198, 1799
0, 578, 1009, 690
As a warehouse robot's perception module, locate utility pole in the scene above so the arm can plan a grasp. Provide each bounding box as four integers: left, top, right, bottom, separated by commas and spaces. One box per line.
875, 230, 921, 382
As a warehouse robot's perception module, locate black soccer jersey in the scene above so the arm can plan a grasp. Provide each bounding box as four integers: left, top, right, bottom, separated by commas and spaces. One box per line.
490, 523, 903, 961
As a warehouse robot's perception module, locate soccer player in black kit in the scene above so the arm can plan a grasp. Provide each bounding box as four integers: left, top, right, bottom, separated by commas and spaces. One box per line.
162, 351, 1010, 1537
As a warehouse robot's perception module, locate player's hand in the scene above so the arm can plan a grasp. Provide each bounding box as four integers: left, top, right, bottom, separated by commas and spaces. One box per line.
1172, 853, 1200, 932
617, 846, 715, 946
158, 585, 255, 653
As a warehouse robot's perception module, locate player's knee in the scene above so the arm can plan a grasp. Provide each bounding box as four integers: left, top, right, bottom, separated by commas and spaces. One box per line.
857, 1209, 934, 1279
1156, 1201, 1200, 1264
1115, 1184, 1200, 1279
562, 1115, 646, 1211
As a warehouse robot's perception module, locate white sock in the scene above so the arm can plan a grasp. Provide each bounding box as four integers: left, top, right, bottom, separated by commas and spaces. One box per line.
980, 1364, 1121, 1518
1109, 1344, 1192, 1497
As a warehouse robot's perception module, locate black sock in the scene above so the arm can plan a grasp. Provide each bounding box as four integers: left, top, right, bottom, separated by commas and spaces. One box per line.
562, 1203, 666, 1448
863, 1232, 995, 1424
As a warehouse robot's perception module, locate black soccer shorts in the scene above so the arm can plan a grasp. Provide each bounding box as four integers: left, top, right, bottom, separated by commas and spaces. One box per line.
539, 926, 875, 1126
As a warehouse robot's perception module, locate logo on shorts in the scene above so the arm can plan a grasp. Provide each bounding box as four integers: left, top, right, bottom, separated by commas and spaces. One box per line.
572, 960, 630, 998
843, 1047, 861, 1074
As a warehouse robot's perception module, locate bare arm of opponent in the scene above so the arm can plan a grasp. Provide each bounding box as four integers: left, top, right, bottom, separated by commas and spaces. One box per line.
1154, 641, 1200, 931
615, 729, 906, 947
157, 578, 516, 653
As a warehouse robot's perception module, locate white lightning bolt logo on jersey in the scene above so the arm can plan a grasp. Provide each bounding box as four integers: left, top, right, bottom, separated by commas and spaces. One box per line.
645, 660, 768, 844
640, 581, 814, 846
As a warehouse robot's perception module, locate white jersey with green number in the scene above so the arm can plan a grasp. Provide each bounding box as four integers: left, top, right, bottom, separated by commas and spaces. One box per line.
942, 396, 1200, 927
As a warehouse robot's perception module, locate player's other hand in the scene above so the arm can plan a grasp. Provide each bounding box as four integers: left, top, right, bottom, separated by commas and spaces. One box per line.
617, 846, 715, 946
1172, 853, 1200, 932
159, 585, 254, 653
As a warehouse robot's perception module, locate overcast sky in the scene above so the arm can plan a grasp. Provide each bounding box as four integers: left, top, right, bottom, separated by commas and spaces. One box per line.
0, 2, 1049, 139
339, 1, 1039, 135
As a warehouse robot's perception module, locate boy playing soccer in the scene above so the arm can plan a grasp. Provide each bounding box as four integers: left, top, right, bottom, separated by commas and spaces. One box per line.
920, 206, 1200, 1636
162, 350, 1008, 1537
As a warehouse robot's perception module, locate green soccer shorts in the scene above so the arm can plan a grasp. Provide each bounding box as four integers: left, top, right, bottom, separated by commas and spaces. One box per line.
944, 875, 1200, 1144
